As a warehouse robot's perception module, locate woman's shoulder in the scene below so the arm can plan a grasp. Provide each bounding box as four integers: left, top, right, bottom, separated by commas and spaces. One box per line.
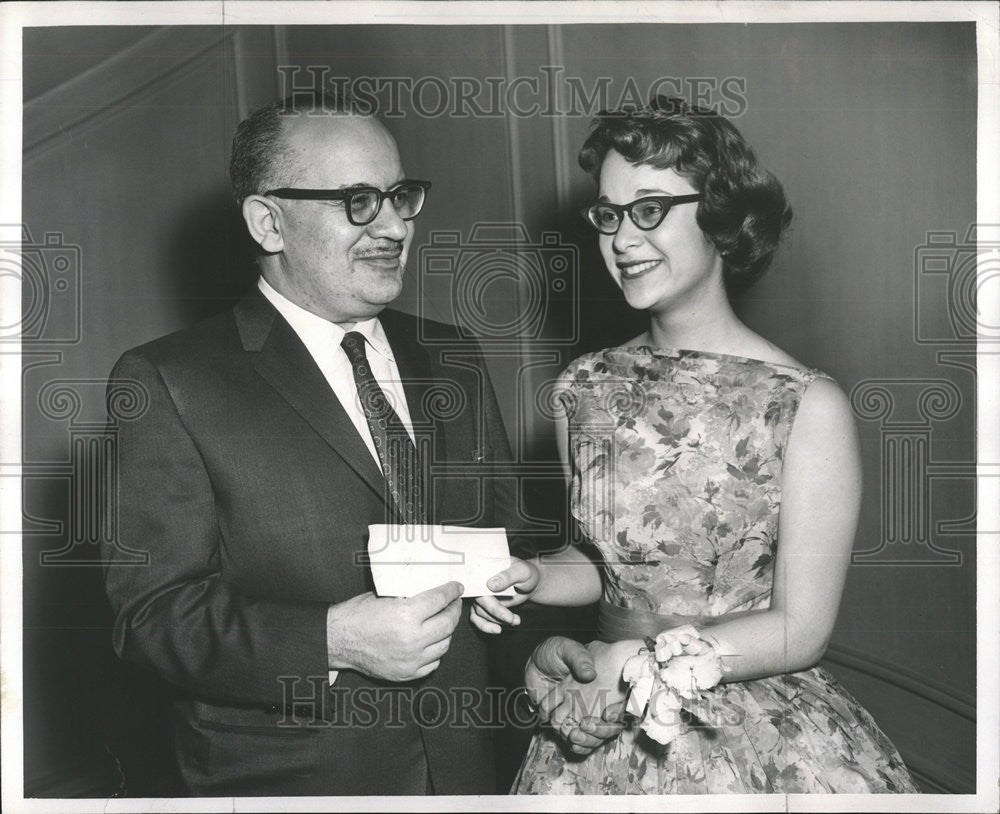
794, 374, 854, 424
782, 375, 861, 488
724, 334, 810, 373
716, 335, 835, 388
750, 343, 803, 370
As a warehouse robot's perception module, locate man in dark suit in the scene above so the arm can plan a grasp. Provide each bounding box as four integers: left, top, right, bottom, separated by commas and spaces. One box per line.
102, 93, 518, 796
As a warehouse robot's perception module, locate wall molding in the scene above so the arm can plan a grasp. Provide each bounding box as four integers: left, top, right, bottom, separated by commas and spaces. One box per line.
272, 24, 290, 98
822, 642, 975, 793
904, 757, 958, 794
499, 25, 525, 231
24, 26, 231, 159
227, 28, 247, 124
545, 24, 573, 221
498, 24, 537, 446
823, 642, 975, 721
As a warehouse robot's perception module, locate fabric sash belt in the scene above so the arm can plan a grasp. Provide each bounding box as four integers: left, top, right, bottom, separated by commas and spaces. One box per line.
597, 599, 755, 643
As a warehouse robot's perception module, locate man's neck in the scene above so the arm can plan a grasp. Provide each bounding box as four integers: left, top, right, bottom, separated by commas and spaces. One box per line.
257, 274, 378, 332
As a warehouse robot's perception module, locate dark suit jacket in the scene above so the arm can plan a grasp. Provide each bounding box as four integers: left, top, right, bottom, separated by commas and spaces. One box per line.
103, 290, 519, 796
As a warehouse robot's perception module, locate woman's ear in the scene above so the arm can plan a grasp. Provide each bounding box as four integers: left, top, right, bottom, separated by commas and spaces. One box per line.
241, 195, 284, 254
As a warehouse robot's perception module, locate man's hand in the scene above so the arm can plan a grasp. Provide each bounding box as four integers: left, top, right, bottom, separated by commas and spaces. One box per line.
525, 636, 596, 718
527, 637, 630, 755
326, 581, 464, 682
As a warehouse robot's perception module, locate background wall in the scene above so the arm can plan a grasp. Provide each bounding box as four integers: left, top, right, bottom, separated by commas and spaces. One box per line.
20, 22, 977, 796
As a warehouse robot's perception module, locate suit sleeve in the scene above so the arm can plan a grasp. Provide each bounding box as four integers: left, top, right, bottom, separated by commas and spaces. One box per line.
471, 343, 540, 556
103, 350, 329, 706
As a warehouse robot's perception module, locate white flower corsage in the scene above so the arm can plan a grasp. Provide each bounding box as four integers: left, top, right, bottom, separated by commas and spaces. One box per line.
621, 626, 726, 746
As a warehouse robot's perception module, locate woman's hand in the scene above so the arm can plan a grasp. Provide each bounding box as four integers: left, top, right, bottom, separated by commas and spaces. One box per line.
469, 558, 540, 633
653, 624, 714, 660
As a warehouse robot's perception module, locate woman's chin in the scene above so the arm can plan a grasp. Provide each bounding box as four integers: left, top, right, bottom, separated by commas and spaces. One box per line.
622, 290, 659, 312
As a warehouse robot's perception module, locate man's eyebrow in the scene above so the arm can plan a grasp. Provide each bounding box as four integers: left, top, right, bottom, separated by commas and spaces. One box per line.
337, 179, 408, 190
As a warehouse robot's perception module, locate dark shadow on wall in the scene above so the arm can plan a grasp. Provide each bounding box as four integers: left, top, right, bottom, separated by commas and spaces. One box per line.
162, 189, 260, 323
22, 479, 120, 797
23, 438, 182, 798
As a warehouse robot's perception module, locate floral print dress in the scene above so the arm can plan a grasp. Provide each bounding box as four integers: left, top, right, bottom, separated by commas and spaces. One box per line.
512, 347, 918, 795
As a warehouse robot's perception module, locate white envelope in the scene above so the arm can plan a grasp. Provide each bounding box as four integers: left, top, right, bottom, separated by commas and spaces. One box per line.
367, 524, 512, 598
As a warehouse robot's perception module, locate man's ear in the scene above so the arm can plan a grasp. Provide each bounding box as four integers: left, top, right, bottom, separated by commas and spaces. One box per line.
242, 195, 284, 253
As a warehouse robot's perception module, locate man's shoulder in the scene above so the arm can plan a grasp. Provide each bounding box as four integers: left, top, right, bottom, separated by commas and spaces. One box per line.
113, 302, 250, 377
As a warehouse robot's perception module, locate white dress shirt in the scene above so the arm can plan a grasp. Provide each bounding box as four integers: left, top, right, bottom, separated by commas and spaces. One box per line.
258, 277, 417, 684
258, 277, 416, 464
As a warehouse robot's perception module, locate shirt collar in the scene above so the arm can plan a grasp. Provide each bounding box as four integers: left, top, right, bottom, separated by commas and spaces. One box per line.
257, 277, 395, 362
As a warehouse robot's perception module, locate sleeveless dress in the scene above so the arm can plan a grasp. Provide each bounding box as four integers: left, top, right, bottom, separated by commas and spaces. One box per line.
513, 347, 918, 795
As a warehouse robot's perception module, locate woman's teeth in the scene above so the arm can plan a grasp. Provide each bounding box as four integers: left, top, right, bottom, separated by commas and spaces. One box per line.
620, 260, 659, 277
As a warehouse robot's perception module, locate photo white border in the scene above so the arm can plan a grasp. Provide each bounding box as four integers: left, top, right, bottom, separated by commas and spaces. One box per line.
1, 2, 996, 812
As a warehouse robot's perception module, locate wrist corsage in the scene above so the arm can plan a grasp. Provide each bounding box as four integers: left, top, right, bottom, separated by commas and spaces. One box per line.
621, 628, 726, 746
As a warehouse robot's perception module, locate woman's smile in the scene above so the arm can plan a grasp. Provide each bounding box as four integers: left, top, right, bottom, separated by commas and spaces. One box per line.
617, 258, 662, 279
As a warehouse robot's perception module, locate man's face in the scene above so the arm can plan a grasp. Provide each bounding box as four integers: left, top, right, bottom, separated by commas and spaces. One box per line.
265, 115, 413, 326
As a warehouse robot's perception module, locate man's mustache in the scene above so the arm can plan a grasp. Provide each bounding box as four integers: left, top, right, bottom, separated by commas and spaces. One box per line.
355, 241, 404, 258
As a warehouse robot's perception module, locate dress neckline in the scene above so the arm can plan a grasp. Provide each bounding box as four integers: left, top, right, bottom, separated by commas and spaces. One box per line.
615, 344, 813, 374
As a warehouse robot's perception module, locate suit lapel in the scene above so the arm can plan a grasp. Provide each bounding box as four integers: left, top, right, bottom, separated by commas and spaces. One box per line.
234, 291, 388, 503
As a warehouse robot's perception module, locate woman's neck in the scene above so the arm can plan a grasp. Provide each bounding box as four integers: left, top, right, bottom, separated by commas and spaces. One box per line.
643, 295, 749, 354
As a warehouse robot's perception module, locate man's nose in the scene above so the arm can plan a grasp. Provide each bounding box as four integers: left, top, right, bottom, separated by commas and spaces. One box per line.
367, 199, 409, 241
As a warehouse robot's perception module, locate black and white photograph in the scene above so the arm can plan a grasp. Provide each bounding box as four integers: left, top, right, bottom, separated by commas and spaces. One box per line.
1, 2, 997, 811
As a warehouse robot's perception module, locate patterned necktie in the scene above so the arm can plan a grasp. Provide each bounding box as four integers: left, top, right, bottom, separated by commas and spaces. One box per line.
341, 331, 425, 524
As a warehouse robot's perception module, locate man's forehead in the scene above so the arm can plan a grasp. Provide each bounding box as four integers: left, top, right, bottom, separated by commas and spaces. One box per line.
280, 114, 403, 186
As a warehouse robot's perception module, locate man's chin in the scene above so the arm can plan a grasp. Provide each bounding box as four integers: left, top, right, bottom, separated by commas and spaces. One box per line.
366, 278, 405, 310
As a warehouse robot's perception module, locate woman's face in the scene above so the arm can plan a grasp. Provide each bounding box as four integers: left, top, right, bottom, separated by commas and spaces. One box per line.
597, 150, 724, 316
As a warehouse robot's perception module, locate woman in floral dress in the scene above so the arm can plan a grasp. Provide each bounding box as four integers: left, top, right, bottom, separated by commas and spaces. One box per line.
473, 97, 918, 794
